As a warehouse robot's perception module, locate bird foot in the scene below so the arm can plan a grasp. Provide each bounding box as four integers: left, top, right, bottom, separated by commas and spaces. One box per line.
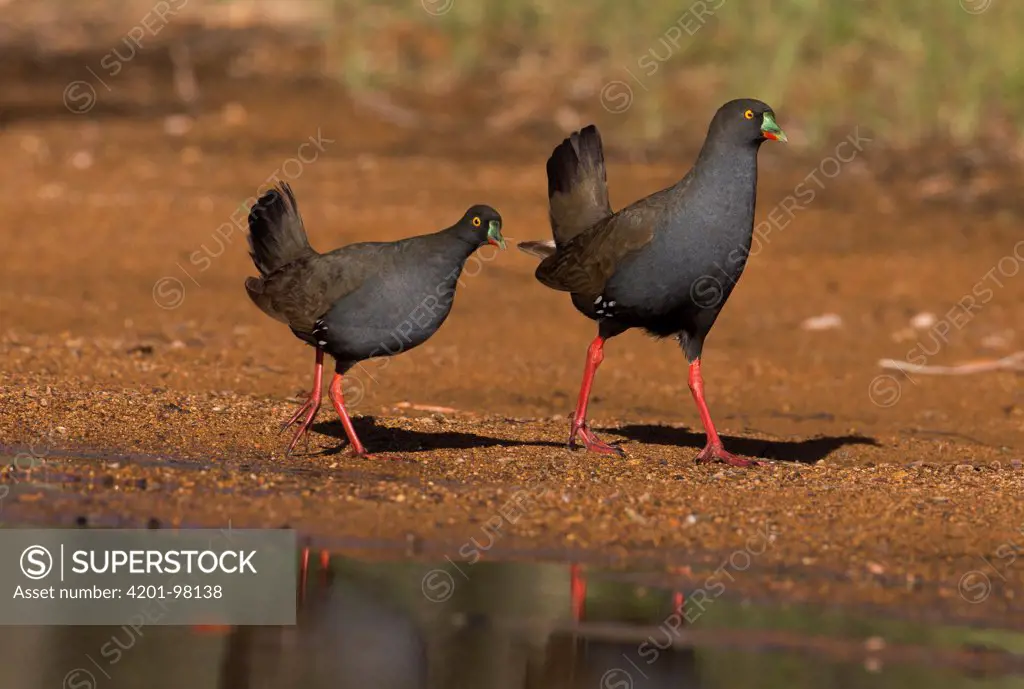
280, 393, 317, 432
568, 422, 626, 457
282, 395, 322, 456
694, 443, 759, 467
334, 437, 375, 459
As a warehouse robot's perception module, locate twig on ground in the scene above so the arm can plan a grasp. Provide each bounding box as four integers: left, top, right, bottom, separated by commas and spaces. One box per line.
878, 352, 1024, 375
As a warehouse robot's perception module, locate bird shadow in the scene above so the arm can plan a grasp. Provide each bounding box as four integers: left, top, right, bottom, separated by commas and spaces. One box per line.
311, 417, 563, 455
614, 424, 880, 464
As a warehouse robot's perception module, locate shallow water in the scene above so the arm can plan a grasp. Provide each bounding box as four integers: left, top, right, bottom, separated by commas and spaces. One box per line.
0, 555, 1021, 689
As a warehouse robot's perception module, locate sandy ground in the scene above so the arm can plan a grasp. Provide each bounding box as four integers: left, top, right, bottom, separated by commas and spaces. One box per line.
1, 58, 1023, 630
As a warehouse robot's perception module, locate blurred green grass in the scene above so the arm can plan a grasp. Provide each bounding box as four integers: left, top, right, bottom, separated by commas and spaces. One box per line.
310, 0, 1024, 146
11, 0, 1024, 146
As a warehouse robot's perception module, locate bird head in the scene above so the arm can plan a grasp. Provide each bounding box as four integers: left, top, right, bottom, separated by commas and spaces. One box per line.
710, 99, 788, 146
462, 205, 506, 249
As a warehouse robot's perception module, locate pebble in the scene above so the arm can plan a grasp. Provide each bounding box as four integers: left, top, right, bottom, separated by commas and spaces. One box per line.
71, 151, 94, 170
800, 313, 843, 331
624, 507, 646, 524
163, 114, 193, 137
221, 103, 248, 126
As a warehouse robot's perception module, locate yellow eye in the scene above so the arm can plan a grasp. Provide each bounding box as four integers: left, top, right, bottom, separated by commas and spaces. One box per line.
472, 216, 482, 227
744, 109, 754, 120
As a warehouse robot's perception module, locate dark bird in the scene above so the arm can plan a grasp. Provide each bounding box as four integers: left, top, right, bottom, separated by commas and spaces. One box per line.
518, 99, 787, 467
245, 183, 505, 457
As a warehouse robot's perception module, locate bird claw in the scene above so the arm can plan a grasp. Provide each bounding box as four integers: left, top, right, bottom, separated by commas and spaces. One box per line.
694, 444, 760, 467
282, 395, 322, 455
568, 422, 626, 457
280, 396, 314, 433
333, 437, 374, 459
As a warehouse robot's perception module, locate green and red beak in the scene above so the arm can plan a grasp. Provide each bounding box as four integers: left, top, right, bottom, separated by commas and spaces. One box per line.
487, 219, 506, 249
760, 112, 788, 143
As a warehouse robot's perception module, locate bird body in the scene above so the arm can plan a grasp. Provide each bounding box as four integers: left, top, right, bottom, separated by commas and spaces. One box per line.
519, 99, 786, 464
249, 230, 483, 363
245, 183, 505, 456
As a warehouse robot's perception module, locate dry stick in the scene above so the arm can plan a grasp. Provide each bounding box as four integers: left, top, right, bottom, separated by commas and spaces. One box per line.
350, 91, 421, 129
878, 351, 1024, 375
394, 402, 464, 414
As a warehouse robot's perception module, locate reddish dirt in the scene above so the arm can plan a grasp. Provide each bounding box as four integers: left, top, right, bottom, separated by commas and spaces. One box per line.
1, 60, 1022, 628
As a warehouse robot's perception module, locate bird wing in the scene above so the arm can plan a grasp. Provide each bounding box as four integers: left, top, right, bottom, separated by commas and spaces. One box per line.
245, 244, 389, 337
533, 196, 667, 298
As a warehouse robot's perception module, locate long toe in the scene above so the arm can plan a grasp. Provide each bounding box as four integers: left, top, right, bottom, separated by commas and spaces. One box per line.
280, 399, 311, 432
285, 401, 322, 455
285, 426, 309, 456
695, 444, 760, 467
571, 425, 626, 457
346, 442, 375, 459
338, 436, 374, 459
285, 430, 305, 456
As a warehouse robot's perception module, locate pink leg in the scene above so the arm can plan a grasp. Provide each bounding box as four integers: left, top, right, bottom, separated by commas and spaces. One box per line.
570, 563, 587, 622
299, 546, 310, 604
568, 336, 624, 456
282, 349, 324, 455
688, 359, 759, 467
328, 372, 372, 458
319, 550, 330, 586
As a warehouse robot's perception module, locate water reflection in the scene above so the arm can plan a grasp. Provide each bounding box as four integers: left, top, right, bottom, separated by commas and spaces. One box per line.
1, 551, 1021, 689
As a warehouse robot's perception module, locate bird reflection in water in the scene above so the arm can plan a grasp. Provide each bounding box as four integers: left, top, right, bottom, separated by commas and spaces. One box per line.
218, 548, 428, 689
215, 552, 699, 689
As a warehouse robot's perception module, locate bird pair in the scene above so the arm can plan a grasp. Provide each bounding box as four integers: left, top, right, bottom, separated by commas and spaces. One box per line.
245, 98, 787, 465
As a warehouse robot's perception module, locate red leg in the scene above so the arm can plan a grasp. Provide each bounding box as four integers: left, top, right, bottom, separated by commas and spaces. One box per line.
328, 372, 372, 457
299, 546, 310, 604
570, 563, 587, 622
568, 336, 624, 456
687, 359, 759, 467
319, 549, 330, 586
282, 349, 324, 455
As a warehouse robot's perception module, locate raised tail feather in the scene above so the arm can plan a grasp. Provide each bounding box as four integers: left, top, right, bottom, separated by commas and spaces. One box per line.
517, 239, 557, 259
546, 124, 613, 247
246, 182, 315, 277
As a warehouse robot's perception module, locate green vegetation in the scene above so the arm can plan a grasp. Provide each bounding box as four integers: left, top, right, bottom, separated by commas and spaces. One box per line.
313, 0, 1024, 146
22, 0, 1023, 145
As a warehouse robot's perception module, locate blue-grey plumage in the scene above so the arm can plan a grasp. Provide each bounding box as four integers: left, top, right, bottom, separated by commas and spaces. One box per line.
220, 575, 428, 689
518, 99, 787, 465
245, 183, 504, 456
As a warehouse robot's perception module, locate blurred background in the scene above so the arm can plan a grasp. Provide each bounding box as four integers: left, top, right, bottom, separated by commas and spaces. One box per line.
4, 0, 1024, 151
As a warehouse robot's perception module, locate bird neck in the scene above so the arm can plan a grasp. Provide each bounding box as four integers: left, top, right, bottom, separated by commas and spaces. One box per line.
439, 224, 484, 260
679, 138, 761, 203
692, 137, 761, 176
